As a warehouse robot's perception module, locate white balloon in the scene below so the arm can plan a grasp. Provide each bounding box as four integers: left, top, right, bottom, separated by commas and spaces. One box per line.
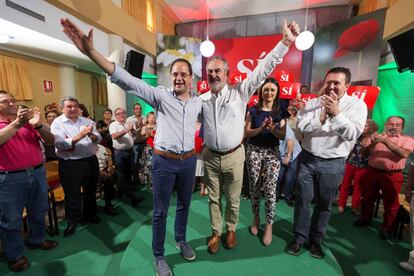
200, 40, 215, 57
295, 30, 315, 51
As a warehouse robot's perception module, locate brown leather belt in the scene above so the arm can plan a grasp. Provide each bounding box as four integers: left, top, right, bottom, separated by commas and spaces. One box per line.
154, 149, 195, 160
370, 166, 402, 174
208, 144, 242, 156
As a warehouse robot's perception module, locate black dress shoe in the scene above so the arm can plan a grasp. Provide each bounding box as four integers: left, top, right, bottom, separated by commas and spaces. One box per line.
64, 225, 77, 237
286, 240, 302, 256
354, 218, 370, 227
104, 206, 120, 216
309, 243, 324, 259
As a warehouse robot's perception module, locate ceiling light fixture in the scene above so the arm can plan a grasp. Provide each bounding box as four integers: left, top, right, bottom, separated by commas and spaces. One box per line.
295, 0, 315, 51
200, 0, 215, 57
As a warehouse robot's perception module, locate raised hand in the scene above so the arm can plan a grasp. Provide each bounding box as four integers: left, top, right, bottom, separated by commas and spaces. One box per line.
282, 20, 301, 46
61, 18, 95, 56
322, 92, 340, 117
29, 107, 41, 127
371, 132, 387, 144
15, 106, 33, 126
60, 18, 115, 74
80, 125, 93, 138
126, 123, 134, 132
320, 107, 329, 125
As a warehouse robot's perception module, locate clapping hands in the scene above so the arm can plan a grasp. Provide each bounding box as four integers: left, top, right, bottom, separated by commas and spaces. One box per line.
261, 116, 274, 131
16, 106, 34, 127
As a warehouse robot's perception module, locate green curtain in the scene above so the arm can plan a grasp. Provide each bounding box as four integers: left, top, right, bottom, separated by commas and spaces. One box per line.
126, 72, 156, 117
373, 62, 414, 136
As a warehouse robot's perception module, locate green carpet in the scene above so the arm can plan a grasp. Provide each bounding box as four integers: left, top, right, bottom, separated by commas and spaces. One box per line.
0, 192, 411, 276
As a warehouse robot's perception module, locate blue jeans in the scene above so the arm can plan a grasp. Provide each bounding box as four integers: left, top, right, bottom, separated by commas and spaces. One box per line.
293, 151, 345, 244
151, 154, 197, 258
0, 165, 49, 261
277, 157, 299, 200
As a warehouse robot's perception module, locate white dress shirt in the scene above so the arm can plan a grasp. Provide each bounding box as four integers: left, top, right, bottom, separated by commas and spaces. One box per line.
297, 94, 367, 159
109, 120, 134, 150
51, 115, 102, 160
200, 41, 289, 152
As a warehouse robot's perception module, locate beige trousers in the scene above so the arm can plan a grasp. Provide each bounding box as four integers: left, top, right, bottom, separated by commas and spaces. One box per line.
203, 145, 245, 234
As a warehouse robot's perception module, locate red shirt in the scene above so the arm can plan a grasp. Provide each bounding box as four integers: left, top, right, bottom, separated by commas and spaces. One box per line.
368, 134, 414, 171
0, 120, 43, 171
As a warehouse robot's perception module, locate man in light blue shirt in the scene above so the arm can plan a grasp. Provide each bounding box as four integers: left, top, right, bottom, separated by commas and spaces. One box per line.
61, 18, 202, 276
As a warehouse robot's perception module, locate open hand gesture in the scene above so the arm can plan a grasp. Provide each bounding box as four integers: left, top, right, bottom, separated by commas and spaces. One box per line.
61, 18, 95, 56
29, 107, 41, 127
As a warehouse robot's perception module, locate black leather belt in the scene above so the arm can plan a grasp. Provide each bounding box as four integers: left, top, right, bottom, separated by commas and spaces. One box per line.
208, 144, 242, 156
0, 163, 43, 174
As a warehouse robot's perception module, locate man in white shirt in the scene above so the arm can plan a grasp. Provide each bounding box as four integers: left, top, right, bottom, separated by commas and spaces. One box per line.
110, 108, 143, 206
51, 96, 102, 237
286, 67, 367, 258
200, 21, 300, 254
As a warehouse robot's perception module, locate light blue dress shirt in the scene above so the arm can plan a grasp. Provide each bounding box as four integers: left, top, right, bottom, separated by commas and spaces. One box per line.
110, 65, 202, 153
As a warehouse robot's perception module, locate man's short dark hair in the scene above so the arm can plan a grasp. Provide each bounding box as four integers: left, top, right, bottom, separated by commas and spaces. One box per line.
169, 58, 193, 76
325, 67, 351, 84
60, 96, 79, 107
103, 108, 113, 115
133, 103, 142, 109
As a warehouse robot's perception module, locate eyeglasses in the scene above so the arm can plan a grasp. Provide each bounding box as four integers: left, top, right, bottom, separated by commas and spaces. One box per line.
171, 72, 190, 78
0, 99, 16, 105
115, 112, 126, 116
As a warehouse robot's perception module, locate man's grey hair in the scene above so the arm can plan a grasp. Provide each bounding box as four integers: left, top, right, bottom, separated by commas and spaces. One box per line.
207, 56, 229, 72
60, 96, 79, 107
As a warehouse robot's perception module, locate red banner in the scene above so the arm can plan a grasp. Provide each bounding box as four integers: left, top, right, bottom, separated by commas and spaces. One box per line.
279, 82, 300, 99
211, 34, 303, 83
274, 70, 294, 83
197, 80, 210, 94
229, 73, 247, 85
347, 86, 380, 110
248, 95, 259, 108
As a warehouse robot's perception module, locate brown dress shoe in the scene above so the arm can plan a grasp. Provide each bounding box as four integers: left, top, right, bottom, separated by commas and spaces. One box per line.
207, 232, 220, 254
8, 256, 30, 272
26, 239, 58, 250
225, 231, 237, 249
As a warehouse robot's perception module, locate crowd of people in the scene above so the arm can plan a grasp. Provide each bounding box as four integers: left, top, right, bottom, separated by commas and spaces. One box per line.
1, 17, 413, 276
